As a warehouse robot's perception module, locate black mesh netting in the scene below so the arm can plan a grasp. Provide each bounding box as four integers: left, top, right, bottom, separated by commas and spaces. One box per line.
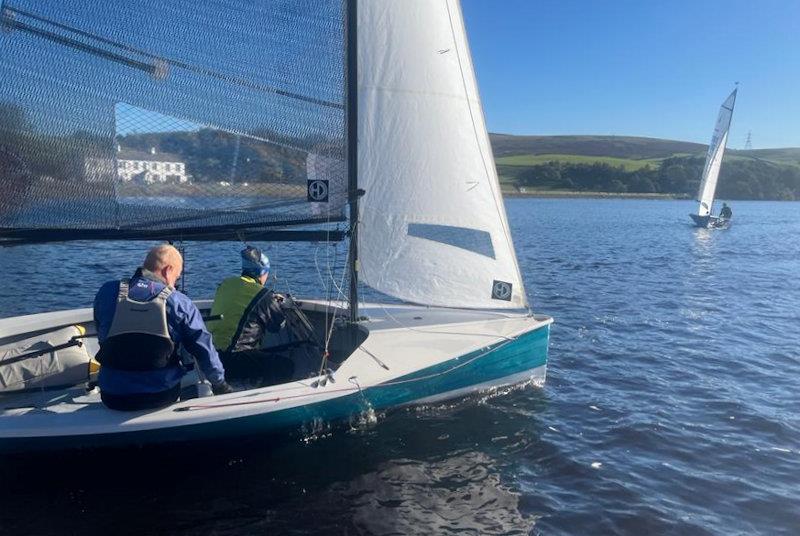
0, 0, 347, 240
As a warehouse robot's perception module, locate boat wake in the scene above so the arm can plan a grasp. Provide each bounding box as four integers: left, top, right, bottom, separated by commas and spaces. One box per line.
411, 374, 545, 418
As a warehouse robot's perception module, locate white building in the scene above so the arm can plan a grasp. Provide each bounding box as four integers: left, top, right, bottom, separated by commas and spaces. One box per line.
116, 147, 188, 184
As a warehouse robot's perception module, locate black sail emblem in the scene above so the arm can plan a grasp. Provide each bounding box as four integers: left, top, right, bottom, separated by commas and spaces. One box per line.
307, 179, 329, 202
491, 280, 512, 301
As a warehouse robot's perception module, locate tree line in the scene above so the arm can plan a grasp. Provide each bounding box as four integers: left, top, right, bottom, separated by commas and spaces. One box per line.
118, 129, 309, 184
0, 103, 332, 185
509, 156, 800, 200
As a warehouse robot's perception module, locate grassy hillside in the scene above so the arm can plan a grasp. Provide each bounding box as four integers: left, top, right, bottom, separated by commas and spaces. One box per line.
489, 134, 706, 160
496, 153, 663, 172
490, 134, 800, 200
737, 148, 800, 166
490, 133, 800, 168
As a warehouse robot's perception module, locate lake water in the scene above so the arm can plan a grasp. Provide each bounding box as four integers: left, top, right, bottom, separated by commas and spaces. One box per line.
1, 198, 798, 535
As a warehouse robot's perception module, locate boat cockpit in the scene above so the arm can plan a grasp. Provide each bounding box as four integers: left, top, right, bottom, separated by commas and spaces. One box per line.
0, 296, 369, 400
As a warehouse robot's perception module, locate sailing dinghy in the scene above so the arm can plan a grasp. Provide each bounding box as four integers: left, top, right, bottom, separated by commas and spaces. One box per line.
690, 88, 737, 228
0, 0, 551, 452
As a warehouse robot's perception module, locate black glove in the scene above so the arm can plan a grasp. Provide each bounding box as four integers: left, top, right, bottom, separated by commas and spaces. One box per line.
212, 381, 234, 395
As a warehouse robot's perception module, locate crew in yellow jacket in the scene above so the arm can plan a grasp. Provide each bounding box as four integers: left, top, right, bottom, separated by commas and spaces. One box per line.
209, 246, 292, 385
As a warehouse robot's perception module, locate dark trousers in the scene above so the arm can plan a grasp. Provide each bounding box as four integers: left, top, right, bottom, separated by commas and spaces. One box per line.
220, 350, 294, 386
101, 384, 181, 411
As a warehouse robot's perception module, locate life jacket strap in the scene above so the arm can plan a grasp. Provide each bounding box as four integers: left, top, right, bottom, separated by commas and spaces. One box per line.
117, 279, 130, 302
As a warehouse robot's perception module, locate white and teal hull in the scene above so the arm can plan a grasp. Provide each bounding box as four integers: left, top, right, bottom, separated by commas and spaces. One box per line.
0, 301, 551, 452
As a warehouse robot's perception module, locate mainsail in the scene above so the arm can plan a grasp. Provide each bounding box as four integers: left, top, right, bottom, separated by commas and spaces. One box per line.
1, 0, 528, 311
357, 0, 527, 310
696, 89, 737, 217
0, 0, 348, 242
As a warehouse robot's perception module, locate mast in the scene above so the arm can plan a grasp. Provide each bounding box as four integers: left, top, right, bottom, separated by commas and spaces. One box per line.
346, 0, 359, 323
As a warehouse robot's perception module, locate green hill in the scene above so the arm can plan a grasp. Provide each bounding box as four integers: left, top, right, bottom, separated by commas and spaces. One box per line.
490, 133, 800, 167
490, 134, 705, 160
497, 153, 664, 172
489, 134, 800, 200
737, 148, 800, 166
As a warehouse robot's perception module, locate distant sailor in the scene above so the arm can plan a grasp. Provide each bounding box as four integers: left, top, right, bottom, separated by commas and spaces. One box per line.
209, 246, 293, 385
93, 244, 231, 411
719, 202, 732, 220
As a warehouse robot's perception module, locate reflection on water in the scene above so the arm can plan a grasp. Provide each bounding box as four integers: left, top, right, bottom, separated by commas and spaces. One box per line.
685, 227, 721, 317
1, 397, 542, 536
324, 452, 534, 536
690, 226, 715, 255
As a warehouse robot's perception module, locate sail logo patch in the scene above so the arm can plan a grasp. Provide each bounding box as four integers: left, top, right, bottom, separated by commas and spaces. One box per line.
307, 179, 329, 202
491, 280, 512, 301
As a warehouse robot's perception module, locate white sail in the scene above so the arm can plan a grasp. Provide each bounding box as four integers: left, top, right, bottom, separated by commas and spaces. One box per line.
697, 89, 737, 217
357, 0, 527, 310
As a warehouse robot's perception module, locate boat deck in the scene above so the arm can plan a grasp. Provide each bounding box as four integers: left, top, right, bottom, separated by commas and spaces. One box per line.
0, 301, 551, 446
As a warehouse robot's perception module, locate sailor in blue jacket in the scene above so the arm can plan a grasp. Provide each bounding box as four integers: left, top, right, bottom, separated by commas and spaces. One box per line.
93, 244, 230, 410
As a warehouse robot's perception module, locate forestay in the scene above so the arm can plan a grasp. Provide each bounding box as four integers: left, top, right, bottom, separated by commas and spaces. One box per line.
0, 0, 348, 241
357, 0, 527, 310
696, 89, 737, 217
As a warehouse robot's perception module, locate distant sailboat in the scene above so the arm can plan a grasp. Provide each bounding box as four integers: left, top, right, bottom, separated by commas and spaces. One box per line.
690, 88, 737, 228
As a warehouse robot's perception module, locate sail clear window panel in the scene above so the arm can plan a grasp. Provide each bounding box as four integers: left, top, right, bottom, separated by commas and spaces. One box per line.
0, 0, 347, 236
407, 223, 495, 259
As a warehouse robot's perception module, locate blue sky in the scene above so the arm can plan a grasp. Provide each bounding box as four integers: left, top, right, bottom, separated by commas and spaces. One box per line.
461, 0, 800, 148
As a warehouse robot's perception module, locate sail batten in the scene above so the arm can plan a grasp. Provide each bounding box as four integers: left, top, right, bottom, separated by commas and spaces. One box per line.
696, 89, 737, 217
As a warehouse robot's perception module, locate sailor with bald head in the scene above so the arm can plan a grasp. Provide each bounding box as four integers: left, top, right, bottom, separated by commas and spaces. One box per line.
93, 244, 231, 411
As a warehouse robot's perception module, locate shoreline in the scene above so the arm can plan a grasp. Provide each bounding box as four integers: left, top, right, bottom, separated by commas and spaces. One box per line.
501, 189, 687, 200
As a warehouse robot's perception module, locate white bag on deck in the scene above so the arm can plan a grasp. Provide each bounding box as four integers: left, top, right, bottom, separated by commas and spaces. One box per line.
0, 326, 94, 393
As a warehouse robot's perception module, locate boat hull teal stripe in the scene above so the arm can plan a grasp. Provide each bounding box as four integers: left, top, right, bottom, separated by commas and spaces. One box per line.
1, 323, 550, 452
365, 322, 549, 408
